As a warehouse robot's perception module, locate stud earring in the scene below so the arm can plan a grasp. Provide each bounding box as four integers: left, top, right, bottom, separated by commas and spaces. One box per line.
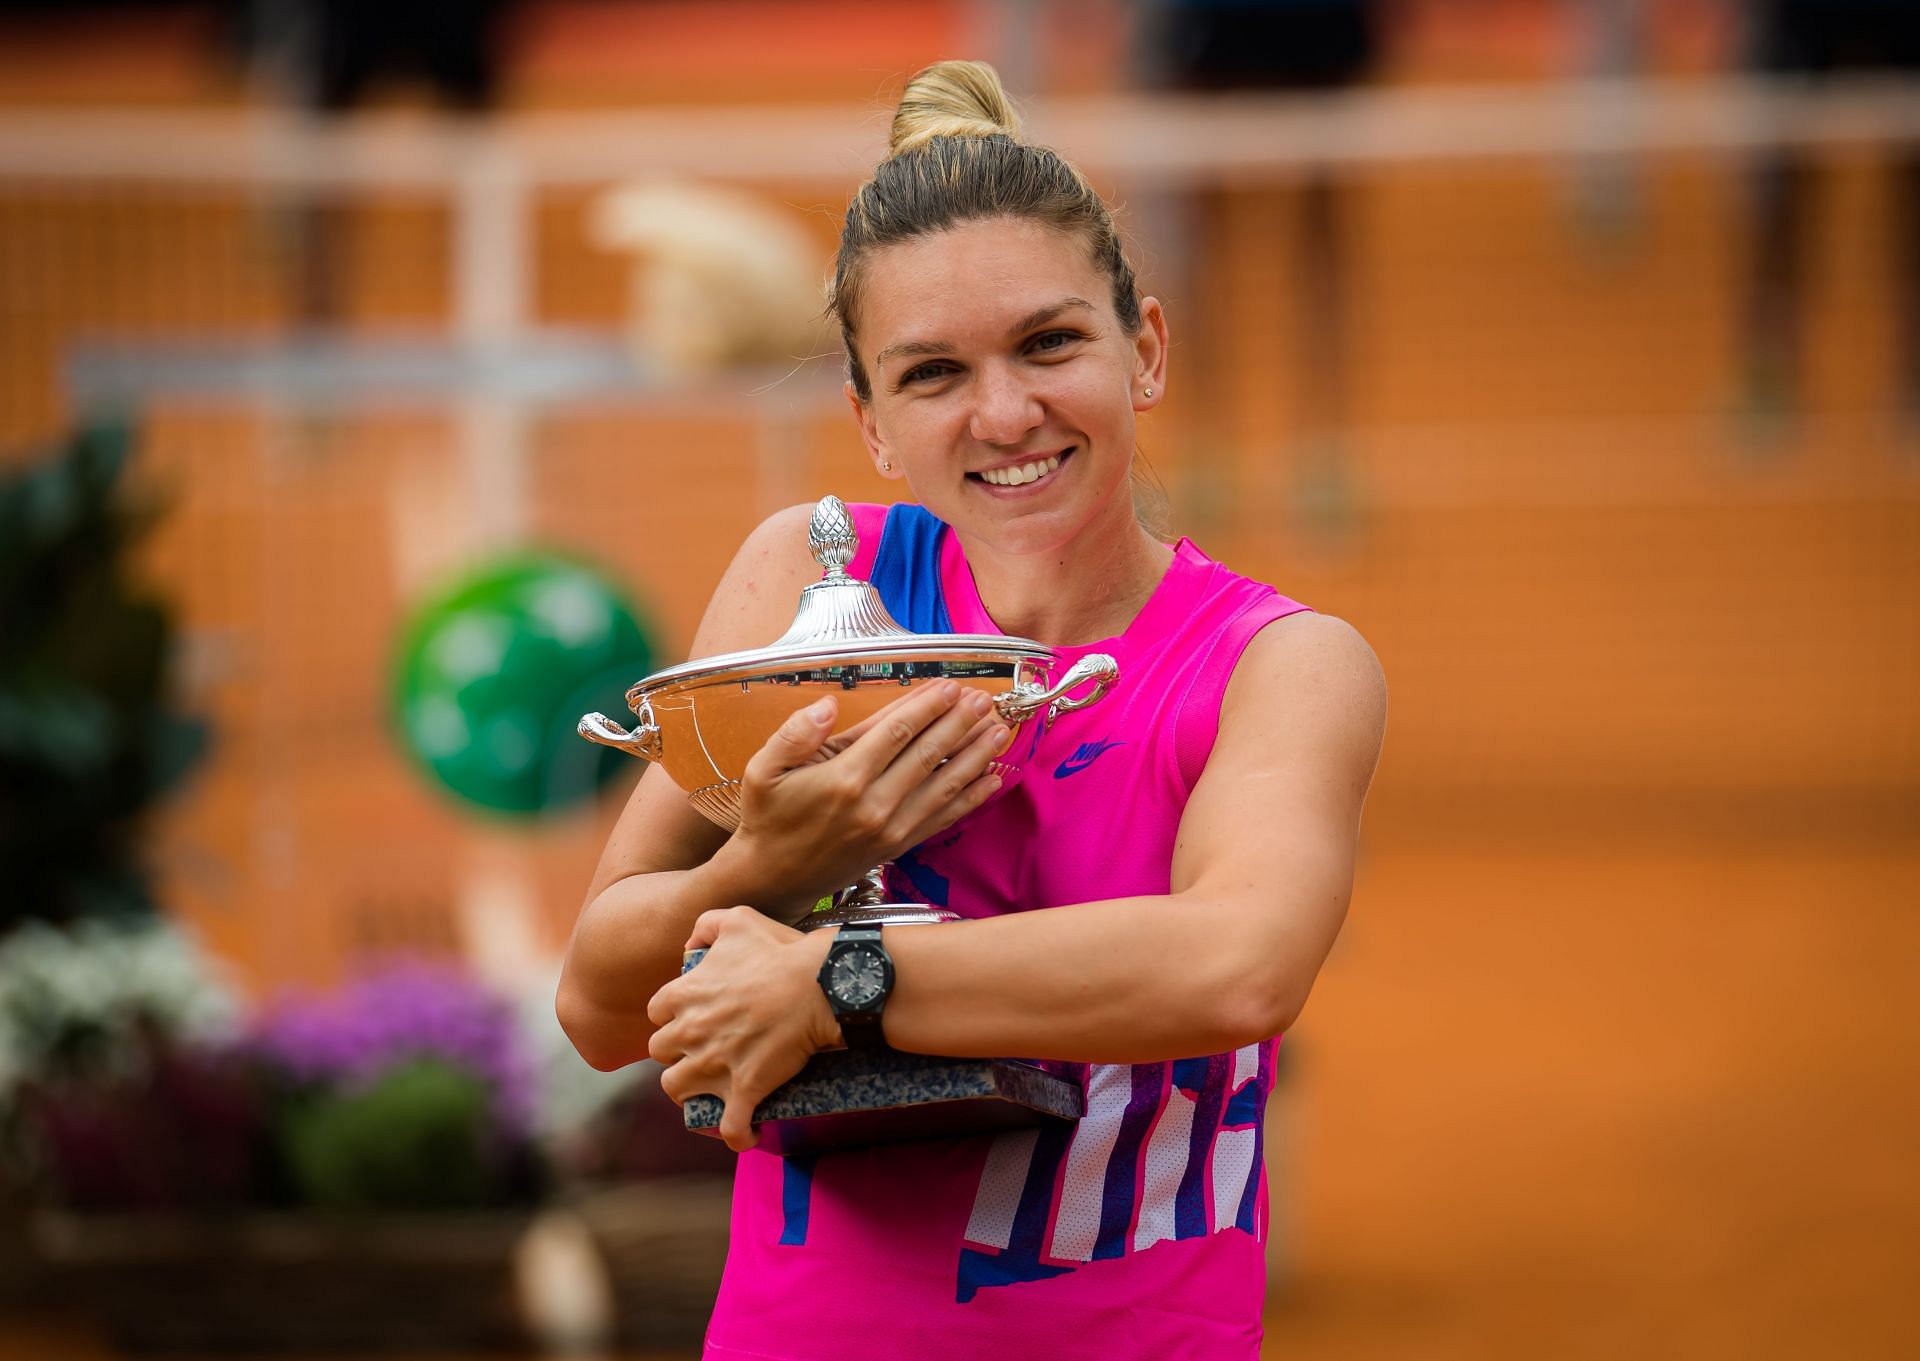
1143, 387, 1154, 399
881, 459, 892, 473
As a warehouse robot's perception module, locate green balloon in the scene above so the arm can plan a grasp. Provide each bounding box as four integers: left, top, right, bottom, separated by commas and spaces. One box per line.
392, 554, 656, 817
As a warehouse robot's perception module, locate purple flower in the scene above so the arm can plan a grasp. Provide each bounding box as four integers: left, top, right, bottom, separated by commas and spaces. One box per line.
249, 957, 533, 1140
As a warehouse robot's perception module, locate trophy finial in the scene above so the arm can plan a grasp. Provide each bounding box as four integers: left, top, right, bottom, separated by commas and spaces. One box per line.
809, 496, 857, 578
770, 494, 911, 647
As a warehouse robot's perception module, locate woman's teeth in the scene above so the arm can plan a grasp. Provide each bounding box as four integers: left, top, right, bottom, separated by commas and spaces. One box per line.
980, 454, 1062, 487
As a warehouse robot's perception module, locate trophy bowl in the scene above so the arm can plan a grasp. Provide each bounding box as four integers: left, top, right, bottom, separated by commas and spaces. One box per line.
579, 495, 1118, 930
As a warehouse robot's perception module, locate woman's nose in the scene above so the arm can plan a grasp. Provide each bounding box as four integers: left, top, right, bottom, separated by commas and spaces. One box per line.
967, 364, 1043, 446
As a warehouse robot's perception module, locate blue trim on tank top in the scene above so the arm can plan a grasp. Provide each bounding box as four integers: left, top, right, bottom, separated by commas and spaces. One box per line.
778, 1153, 817, 1246
868, 503, 953, 633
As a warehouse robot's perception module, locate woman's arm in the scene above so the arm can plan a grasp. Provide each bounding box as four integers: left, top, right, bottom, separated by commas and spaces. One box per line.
558, 504, 1013, 1073
557, 504, 822, 1072
884, 611, 1387, 1059
879, 610, 1382, 1059
649, 611, 1386, 1141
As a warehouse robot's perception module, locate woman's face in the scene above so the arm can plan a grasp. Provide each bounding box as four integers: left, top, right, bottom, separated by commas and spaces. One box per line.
847, 216, 1167, 557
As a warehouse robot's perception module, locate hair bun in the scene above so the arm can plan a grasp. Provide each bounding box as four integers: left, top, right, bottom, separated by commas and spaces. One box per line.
889, 60, 1022, 156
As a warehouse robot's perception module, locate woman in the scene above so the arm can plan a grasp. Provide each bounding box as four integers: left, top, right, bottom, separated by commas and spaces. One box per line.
558, 61, 1386, 1361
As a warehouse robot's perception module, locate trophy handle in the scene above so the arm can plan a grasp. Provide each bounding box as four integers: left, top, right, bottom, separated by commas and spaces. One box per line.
578, 700, 663, 762
994, 653, 1120, 725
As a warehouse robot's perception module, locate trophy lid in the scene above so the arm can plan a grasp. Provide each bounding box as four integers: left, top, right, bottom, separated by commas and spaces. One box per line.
621, 496, 1051, 705
766, 496, 919, 649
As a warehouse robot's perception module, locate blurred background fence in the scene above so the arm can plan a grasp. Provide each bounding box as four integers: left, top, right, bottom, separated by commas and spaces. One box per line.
4, 71, 1913, 986
1, 2, 1915, 1358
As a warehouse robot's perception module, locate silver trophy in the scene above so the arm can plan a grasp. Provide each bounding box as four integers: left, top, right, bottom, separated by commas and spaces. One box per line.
579, 496, 1119, 1152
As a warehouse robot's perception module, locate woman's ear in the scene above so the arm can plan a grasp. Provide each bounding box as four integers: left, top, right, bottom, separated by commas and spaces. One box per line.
1133, 297, 1170, 412
846, 380, 903, 478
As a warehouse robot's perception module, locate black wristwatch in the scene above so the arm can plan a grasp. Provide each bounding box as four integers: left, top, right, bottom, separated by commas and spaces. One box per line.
818, 926, 893, 1051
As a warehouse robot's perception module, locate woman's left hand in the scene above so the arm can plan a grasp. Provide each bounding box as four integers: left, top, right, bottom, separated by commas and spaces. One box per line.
646, 907, 842, 1151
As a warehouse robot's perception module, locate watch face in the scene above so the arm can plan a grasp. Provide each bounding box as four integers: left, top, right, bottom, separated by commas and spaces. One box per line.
829, 945, 887, 1009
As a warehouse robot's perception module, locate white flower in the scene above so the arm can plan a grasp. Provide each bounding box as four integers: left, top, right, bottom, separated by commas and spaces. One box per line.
0, 917, 241, 1107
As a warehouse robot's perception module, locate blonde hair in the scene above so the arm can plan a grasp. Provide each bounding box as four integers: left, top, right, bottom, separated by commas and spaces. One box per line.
888, 59, 1023, 153
830, 60, 1143, 404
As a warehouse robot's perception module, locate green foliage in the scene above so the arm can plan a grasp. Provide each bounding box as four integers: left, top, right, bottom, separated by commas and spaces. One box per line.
277, 1059, 509, 1211
0, 425, 208, 933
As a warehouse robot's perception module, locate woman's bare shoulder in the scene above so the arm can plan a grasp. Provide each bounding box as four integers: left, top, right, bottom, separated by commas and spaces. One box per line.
1243, 609, 1383, 677
688, 503, 823, 656
1224, 611, 1387, 757
1171, 610, 1385, 905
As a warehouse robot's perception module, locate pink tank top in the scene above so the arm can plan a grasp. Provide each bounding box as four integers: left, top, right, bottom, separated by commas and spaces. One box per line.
703, 504, 1313, 1361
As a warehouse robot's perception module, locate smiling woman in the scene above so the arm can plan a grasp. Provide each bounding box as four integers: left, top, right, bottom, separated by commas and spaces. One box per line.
843, 217, 1169, 588
557, 60, 1387, 1361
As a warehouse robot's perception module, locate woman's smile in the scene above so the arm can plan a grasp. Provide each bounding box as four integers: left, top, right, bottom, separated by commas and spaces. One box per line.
969, 447, 1074, 493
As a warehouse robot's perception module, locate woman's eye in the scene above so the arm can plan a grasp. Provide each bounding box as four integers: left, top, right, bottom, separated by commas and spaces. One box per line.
1028, 330, 1083, 355
901, 362, 952, 386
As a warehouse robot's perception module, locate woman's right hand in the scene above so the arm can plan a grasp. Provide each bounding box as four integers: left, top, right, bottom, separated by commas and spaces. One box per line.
712, 680, 1010, 922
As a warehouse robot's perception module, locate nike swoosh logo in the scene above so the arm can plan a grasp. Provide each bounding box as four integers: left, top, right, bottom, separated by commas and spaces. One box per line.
1054, 738, 1125, 779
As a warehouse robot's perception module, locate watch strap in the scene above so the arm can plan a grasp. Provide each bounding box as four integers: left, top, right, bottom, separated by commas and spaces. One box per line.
838, 1010, 886, 1050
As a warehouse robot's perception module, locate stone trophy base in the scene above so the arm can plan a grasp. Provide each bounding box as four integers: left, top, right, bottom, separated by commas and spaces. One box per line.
683, 1047, 1084, 1156
679, 910, 1086, 1155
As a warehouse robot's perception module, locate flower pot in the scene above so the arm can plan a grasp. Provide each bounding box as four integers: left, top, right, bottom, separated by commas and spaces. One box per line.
566, 1175, 733, 1352
31, 1208, 533, 1352
0, 1178, 48, 1312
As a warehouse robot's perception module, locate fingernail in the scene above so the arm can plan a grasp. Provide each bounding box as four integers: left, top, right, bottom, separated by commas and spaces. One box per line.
992, 725, 1012, 753
939, 679, 960, 701
966, 690, 991, 715
809, 698, 834, 722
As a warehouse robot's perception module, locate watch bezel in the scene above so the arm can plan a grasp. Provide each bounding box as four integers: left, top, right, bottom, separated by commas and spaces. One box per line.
819, 930, 894, 1019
